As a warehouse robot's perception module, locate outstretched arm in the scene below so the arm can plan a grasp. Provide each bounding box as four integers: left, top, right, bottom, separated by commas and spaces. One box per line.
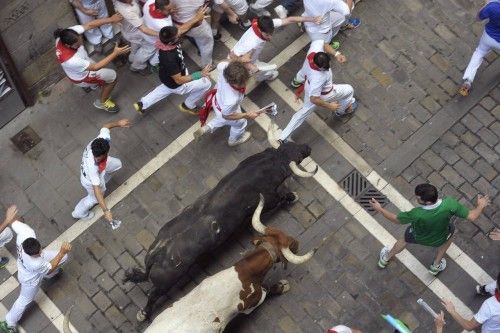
0, 205, 17, 234
467, 194, 490, 221
82, 13, 123, 31
370, 198, 400, 224
281, 15, 322, 25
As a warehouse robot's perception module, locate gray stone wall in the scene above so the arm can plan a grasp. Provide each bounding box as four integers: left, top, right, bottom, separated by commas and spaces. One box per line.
0, 0, 77, 94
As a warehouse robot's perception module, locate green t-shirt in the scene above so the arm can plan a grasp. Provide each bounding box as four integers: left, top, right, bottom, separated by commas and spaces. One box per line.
397, 197, 469, 247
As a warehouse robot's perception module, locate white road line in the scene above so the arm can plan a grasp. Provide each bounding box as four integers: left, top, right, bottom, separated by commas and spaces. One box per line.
266, 77, 494, 286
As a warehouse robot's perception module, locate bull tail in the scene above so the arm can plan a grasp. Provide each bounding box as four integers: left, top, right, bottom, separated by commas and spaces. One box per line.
123, 266, 149, 283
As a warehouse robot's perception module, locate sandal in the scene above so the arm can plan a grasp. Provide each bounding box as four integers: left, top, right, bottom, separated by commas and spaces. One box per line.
341, 18, 361, 30
458, 80, 471, 96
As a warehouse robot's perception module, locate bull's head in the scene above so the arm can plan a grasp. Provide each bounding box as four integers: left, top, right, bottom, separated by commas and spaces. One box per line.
251, 194, 315, 265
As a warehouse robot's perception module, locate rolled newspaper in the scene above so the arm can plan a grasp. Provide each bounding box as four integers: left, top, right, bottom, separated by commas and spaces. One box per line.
417, 298, 438, 318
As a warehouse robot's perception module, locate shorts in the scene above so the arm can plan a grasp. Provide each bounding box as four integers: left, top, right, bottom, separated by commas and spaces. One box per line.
404, 223, 455, 245
213, 0, 248, 16
74, 68, 116, 88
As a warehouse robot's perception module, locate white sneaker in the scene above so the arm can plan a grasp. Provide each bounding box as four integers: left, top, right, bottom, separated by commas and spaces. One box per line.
194, 126, 210, 141
378, 246, 390, 268
71, 211, 95, 220
228, 131, 252, 146
265, 70, 279, 81
429, 258, 447, 275
274, 5, 288, 19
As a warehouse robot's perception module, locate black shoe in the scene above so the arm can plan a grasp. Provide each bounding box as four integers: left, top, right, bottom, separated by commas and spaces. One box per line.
0, 257, 9, 268
476, 285, 489, 296
213, 32, 222, 41
285, 192, 299, 204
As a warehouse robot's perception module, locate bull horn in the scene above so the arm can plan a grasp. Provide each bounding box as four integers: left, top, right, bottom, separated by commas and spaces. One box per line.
289, 161, 318, 178
63, 305, 74, 333
281, 247, 314, 265
267, 122, 280, 149
252, 194, 267, 234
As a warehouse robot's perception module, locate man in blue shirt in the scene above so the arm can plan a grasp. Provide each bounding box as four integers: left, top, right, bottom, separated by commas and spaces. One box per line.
459, 0, 500, 96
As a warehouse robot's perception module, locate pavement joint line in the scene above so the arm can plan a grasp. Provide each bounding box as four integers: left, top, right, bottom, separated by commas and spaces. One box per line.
0, 25, 311, 331
250, 110, 473, 332
265, 72, 495, 286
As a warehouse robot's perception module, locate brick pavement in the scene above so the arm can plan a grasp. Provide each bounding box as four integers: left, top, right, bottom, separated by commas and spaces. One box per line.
0, 0, 499, 332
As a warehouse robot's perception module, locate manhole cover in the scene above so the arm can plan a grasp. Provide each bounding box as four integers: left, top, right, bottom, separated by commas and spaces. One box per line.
342, 170, 387, 215
10, 126, 41, 153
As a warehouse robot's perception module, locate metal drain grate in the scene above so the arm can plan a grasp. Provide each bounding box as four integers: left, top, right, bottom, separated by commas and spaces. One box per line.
342, 170, 387, 215
10, 126, 41, 153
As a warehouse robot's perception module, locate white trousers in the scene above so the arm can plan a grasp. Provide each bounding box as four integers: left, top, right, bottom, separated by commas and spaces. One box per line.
140, 78, 211, 110
6, 250, 68, 327
75, 1, 114, 45
251, 0, 273, 10
306, 11, 346, 42
463, 31, 500, 83
72, 157, 122, 219
185, 21, 214, 67
280, 83, 354, 141
0, 227, 13, 247
122, 30, 155, 70
206, 106, 247, 141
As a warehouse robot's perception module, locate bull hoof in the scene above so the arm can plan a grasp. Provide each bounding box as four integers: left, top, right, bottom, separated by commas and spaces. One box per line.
136, 309, 147, 322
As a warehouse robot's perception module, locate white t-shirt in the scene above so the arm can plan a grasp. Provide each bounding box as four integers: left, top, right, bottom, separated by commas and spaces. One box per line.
55, 25, 92, 81
214, 62, 244, 116
170, 0, 204, 24
231, 19, 283, 63
474, 296, 500, 333
114, 0, 143, 36
80, 128, 111, 187
302, 40, 333, 100
303, 0, 349, 33
12, 221, 52, 286
142, 0, 173, 44
71, 0, 102, 6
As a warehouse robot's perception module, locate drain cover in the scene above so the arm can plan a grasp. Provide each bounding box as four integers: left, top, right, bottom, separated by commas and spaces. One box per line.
10, 126, 41, 153
342, 170, 387, 215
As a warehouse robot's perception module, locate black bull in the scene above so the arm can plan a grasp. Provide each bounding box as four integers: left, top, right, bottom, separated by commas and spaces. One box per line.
123, 142, 316, 320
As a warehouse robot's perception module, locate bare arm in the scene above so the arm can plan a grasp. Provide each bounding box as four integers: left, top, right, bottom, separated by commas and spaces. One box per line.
82, 13, 123, 32
172, 64, 212, 85
0, 205, 18, 234
467, 194, 490, 221
70, 0, 98, 16
281, 15, 322, 25
310, 96, 340, 112
219, 2, 239, 24
223, 111, 260, 121
139, 25, 159, 37
87, 44, 131, 71
324, 42, 346, 63
442, 301, 480, 331
48, 242, 71, 274
370, 198, 401, 224
177, 5, 209, 36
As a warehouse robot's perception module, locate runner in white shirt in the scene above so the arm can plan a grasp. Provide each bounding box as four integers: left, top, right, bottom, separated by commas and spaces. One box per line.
443, 272, 500, 333
211, 0, 251, 39
0, 218, 71, 333
113, 0, 161, 75
72, 119, 130, 226
194, 61, 262, 146
303, 0, 359, 42
170, 0, 214, 67
229, 15, 321, 81
280, 39, 355, 142
69, 0, 114, 51
54, 15, 130, 113
0, 206, 18, 269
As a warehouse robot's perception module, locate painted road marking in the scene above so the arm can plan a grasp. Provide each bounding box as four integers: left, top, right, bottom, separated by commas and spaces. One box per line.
266, 76, 494, 286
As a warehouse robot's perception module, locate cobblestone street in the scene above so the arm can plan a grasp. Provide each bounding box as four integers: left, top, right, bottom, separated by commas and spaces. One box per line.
0, 0, 499, 332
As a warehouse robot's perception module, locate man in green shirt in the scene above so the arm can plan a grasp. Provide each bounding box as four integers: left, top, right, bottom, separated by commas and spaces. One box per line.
370, 183, 490, 275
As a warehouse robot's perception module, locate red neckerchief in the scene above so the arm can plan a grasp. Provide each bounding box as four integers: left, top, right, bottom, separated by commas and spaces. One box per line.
230, 84, 246, 94
149, 3, 167, 18
155, 40, 177, 51
251, 18, 270, 41
199, 89, 217, 125
495, 289, 500, 302
307, 52, 320, 71
55, 40, 77, 63
97, 156, 108, 173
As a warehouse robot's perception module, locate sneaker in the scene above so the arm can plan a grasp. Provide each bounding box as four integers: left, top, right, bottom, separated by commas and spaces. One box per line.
285, 192, 299, 204
378, 246, 390, 268
264, 70, 279, 81
130, 66, 151, 76
133, 101, 144, 115
110, 219, 122, 230
291, 78, 304, 88
330, 41, 341, 50
475, 284, 489, 296
228, 131, 252, 146
429, 258, 447, 276
213, 31, 222, 41
178, 102, 199, 115
334, 100, 358, 117
93, 99, 120, 113
341, 18, 361, 30
44, 267, 63, 280
458, 80, 471, 97
0, 257, 9, 268
238, 20, 251, 30
71, 211, 95, 221
274, 5, 288, 19
0, 321, 17, 333
194, 125, 210, 141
